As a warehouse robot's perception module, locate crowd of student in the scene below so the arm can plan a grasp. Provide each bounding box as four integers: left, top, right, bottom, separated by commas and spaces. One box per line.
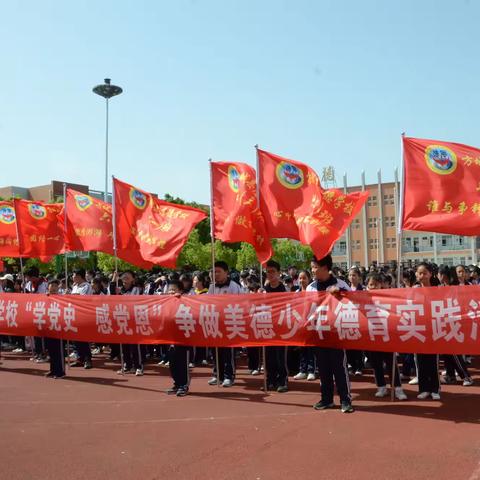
0, 257, 477, 414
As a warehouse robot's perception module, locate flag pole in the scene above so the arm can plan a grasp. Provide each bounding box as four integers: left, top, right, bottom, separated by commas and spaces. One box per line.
13, 200, 31, 356
111, 176, 124, 374
209, 160, 221, 388
391, 133, 406, 401
255, 144, 268, 395
63, 183, 70, 371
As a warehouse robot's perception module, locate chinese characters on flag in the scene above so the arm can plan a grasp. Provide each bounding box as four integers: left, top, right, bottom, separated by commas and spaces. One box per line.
257, 149, 369, 259
402, 136, 480, 235
113, 178, 207, 268
211, 161, 272, 264
58, 188, 153, 269
0, 201, 20, 257
14, 199, 64, 258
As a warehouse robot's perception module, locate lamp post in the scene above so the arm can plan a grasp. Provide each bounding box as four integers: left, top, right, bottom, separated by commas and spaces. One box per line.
92, 78, 123, 202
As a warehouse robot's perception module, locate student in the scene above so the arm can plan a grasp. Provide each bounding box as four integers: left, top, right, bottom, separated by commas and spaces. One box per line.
25, 267, 48, 363
207, 261, 242, 387
293, 270, 317, 381
192, 272, 210, 366
307, 255, 354, 413
401, 269, 416, 288
346, 267, 365, 376
436, 266, 473, 386
365, 273, 407, 400
455, 265, 471, 286
414, 263, 441, 400
44, 280, 65, 379
112, 271, 144, 376
70, 268, 93, 369
166, 280, 190, 397
262, 260, 288, 393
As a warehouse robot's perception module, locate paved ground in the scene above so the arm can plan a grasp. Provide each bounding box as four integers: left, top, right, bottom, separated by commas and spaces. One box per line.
0, 352, 479, 480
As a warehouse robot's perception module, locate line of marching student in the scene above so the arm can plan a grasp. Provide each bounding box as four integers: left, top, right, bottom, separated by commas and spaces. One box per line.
0, 257, 476, 413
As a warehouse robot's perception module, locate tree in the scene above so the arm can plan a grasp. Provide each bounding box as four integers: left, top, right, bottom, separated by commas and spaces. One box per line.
272, 239, 312, 270
235, 243, 258, 270
96, 252, 140, 274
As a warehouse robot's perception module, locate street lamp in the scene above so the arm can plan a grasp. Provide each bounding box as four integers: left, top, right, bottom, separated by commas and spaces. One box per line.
92, 78, 123, 202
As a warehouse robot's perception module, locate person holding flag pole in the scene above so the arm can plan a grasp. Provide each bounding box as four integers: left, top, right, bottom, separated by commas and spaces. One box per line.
110, 175, 125, 376
207, 159, 242, 388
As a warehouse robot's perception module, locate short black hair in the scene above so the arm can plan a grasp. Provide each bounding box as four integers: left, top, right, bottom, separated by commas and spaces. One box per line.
366, 272, 383, 285
266, 259, 281, 271
25, 266, 39, 277
48, 279, 60, 286
122, 270, 136, 278
311, 254, 333, 271
214, 260, 229, 272
73, 268, 86, 279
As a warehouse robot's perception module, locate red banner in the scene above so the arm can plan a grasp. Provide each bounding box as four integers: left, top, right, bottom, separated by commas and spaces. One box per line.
258, 149, 368, 259
402, 136, 480, 235
114, 178, 207, 268
14, 199, 64, 257
1, 286, 480, 354
211, 161, 272, 264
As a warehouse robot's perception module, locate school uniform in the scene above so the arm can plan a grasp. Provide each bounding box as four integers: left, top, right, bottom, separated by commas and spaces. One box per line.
306, 276, 352, 406
346, 284, 365, 374
208, 279, 242, 383
26, 279, 48, 360
71, 281, 93, 368
264, 283, 288, 389
116, 285, 144, 373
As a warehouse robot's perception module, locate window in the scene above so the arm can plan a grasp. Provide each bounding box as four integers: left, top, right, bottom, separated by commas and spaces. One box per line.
367, 195, 377, 207
368, 217, 378, 228
386, 238, 397, 249
384, 216, 396, 227
383, 193, 395, 205
352, 240, 361, 250
368, 238, 378, 250
351, 218, 360, 229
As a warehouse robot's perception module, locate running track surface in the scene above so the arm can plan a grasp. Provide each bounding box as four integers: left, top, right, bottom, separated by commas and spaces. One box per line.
1, 353, 479, 480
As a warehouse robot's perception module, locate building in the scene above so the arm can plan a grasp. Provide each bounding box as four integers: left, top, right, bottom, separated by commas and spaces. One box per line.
331, 171, 478, 269
0, 181, 89, 203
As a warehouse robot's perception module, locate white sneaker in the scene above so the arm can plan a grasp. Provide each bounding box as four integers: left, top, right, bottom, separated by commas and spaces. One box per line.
164, 362, 169, 367
294, 372, 307, 380
69, 352, 78, 360
307, 373, 316, 381
395, 387, 408, 401
135, 368, 143, 376
440, 370, 447, 376
222, 379, 233, 388
463, 378, 474, 386
251, 369, 260, 376
12, 348, 24, 353
208, 377, 218, 385
201, 360, 208, 366
440, 376, 447, 384
408, 377, 419, 385
157, 360, 165, 366
354, 370, 362, 376
431, 392, 441, 400
417, 391, 430, 399
375, 386, 388, 398
188, 363, 194, 368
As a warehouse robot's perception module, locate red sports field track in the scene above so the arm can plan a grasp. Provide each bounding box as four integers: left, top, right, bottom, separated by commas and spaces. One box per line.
1, 353, 479, 480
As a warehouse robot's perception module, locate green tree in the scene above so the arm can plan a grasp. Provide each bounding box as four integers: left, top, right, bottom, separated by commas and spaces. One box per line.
235, 243, 258, 270
96, 252, 139, 274
272, 239, 312, 270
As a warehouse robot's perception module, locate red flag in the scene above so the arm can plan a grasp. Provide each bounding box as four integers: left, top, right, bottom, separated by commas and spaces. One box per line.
113, 178, 207, 268
402, 136, 480, 235
14, 199, 64, 257
211, 162, 272, 264
58, 189, 154, 270
0, 201, 20, 257
60, 189, 114, 253
258, 149, 368, 259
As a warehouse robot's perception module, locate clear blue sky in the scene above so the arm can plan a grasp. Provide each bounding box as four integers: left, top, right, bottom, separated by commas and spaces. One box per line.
1, 0, 479, 203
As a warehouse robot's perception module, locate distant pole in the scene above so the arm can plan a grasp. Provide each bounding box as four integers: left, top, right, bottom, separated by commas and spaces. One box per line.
92, 78, 123, 202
